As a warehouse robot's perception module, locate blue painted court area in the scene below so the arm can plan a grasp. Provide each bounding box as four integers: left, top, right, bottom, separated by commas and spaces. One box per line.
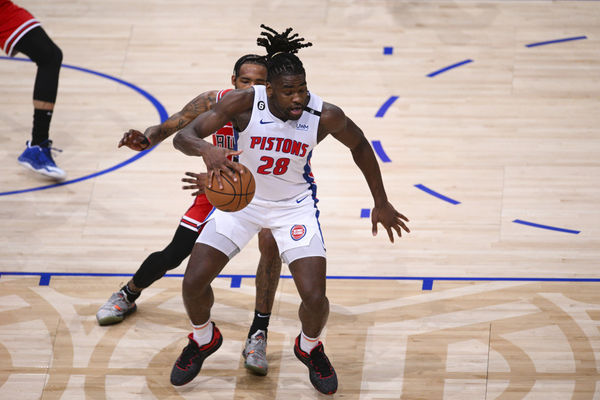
427, 59, 473, 77
526, 36, 587, 48
0, 56, 167, 197
513, 219, 580, 234
414, 184, 461, 205
1, 271, 599, 291
371, 140, 392, 163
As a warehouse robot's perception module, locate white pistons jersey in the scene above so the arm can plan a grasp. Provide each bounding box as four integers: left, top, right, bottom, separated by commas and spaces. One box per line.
237, 85, 323, 201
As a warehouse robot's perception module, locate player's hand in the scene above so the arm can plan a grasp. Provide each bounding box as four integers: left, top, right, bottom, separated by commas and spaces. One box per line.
118, 129, 151, 151
182, 172, 207, 196
201, 146, 244, 190
371, 202, 410, 243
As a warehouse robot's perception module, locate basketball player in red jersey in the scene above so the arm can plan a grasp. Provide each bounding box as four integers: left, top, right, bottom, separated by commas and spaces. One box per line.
1, 0, 65, 179
170, 26, 410, 395
96, 54, 279, 376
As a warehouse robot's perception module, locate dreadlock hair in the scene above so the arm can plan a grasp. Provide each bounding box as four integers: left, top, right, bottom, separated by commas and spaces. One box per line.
256, 24, 312, 81
233, 54, 267, 77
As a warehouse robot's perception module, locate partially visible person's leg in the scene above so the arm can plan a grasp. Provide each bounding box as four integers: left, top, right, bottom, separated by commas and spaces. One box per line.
96, 225, 199, 326
289, 254, 337, 395
15, 26, 65, 179
171, 215, 253, 386
243, 228, 281, 375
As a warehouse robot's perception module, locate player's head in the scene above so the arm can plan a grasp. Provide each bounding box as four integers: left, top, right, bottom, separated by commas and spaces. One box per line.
231, 54, 267, 90
256, 24, 312, 120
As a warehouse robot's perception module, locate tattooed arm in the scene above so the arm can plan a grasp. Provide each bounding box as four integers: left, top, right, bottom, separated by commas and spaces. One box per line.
118, 90, 219, 151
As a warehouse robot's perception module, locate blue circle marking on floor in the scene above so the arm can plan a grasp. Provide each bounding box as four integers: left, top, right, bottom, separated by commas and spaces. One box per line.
525, 36, 587, 48
414, 184, 461, 205
427, 59, 473, 77
513, 219, 580, 234
0, 56, 168, 197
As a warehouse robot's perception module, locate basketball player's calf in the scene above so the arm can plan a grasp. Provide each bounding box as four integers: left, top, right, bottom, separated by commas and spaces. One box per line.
243, 228, 281, 375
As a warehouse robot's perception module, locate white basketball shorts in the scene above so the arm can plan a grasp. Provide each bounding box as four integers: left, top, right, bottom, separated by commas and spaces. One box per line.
197, 190, 326, 264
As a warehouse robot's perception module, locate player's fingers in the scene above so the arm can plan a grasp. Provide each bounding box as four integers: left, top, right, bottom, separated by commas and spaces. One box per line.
223, 165, 239, 182
214, 171, 225, 190
226, 160, 245, 176
397, 220, 410, 233
371, 220, 378, 237
207, 170, 214, 188
191, 190, 199, 196
386, 226, 395, 243
393, 224, 403, 238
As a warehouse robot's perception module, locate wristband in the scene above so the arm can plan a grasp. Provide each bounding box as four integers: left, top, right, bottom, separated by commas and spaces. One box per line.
141, 136, 151, 148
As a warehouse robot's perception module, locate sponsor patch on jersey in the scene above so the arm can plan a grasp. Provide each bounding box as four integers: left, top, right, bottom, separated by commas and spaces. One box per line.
290, 224, 307, 241
296, 123, 309, 131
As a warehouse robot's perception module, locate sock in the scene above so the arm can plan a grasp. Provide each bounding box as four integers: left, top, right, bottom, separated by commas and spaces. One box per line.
120, 284, 140, 303
248, 310, 271, 338
31, 108, 52, 146
300, 331, 319, 354
192, 320, 213, 346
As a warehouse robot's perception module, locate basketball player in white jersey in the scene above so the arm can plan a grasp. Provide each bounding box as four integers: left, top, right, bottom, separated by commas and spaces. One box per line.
170, 26, 410, 395
99, 54, 279, 376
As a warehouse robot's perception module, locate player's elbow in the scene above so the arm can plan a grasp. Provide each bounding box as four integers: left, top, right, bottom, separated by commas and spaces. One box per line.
173, 131, 186, 152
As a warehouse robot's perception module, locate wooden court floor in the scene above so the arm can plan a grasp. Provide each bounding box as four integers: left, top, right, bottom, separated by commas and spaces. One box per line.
1, 1, 600, 399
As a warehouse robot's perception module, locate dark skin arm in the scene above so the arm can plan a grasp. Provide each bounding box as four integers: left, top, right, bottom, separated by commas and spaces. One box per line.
118, 90, 219, 150
173, 87, 254, 189
317, 102, 410, 242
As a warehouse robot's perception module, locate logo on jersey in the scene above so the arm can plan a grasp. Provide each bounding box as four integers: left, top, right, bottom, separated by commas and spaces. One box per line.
260, 119, 274, 125
290, 224, 307, 241
258, 101, 265, 110
296, 123, 309, 131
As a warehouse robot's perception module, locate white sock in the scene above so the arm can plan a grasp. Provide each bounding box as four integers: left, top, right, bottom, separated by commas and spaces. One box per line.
192, 320, 213, 346
300, 331, 319, 353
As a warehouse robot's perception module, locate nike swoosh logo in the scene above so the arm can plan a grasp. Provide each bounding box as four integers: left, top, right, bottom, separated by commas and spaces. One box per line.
260, 119, 274, 124
296, 195, 309, 203
257, 313, 270, 318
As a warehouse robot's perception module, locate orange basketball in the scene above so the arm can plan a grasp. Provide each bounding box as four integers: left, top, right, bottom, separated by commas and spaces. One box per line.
204, 163, 255, 212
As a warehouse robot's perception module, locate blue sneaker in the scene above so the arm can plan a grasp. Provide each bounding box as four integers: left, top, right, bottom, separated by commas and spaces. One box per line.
18, 140, 66, 180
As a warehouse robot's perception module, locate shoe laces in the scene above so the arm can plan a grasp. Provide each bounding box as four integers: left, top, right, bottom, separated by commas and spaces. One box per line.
309, 344, 333, 378
40, 140, 62, 160
177, 339, 200, 368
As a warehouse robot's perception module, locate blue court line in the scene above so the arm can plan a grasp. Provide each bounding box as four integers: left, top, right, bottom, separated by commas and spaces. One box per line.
513, 219, 580, 234
375, 95, 399, 118
525, 36, 587, 48
360, 208, 371, 218
414, 184, 461, 205
2, 272, 599, 291
0, 56, 168, 197
383, 46, 393, 55
427, 59, 473, 77
371, 140, 392, 162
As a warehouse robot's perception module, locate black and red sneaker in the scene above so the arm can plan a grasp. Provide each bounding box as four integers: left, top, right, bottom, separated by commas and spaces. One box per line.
293, 335, 338, 395
170, 323, 223, 386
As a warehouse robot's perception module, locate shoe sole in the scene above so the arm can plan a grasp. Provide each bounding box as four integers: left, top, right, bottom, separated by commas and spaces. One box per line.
243, 358, 268, 376
18, 160, 66, 180
97, 304, 137, 326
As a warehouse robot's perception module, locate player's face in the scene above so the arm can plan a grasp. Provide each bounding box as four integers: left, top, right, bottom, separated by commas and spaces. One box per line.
232, 63, 267, 89
266, 73, 308, 121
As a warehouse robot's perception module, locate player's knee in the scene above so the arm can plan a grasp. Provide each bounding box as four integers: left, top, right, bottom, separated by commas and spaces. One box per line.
35, 42, 62, 69
182, 266, 210, 295
302, 292, 328, 312
258, 229, 279, 259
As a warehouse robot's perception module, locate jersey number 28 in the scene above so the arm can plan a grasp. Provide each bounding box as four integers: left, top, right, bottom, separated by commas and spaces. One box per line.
257, 156, 290, 175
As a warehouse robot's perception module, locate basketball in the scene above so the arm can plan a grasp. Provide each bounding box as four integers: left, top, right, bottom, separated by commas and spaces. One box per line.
204, 163, 255, 212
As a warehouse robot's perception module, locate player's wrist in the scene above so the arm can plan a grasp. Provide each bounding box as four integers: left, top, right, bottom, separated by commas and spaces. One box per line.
141, 135, 151, 149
